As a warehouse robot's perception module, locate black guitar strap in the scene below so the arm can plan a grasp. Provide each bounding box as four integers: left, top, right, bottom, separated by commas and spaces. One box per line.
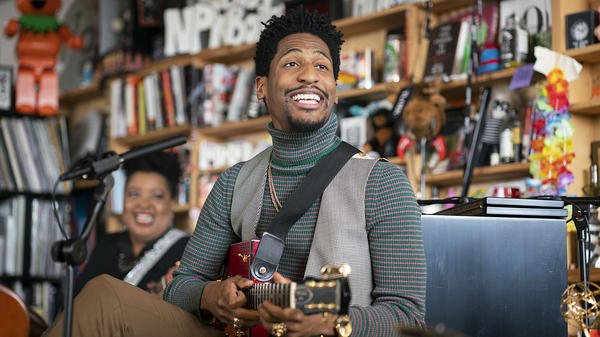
250, 141, 359, 282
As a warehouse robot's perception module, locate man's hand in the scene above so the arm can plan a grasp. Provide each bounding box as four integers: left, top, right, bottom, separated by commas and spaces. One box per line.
258, 273, 337, 337
200, 275, 259, 328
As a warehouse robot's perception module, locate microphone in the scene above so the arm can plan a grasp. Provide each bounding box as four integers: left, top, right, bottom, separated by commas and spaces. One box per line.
59, 135, 187, 181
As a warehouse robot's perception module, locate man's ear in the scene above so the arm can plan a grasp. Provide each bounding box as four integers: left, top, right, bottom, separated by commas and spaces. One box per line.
256, 76, 266, 100
334, 95, 338, 105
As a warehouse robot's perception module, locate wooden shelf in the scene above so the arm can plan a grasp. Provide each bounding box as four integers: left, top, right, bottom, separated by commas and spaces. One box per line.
425, 161, 530, 187
428, 0, 493, 14
59, 82, 102, 106
337, 81, 407, 101
173, 204, 191, 214
388, 156, 406, 165
136, 54, 193, 77
197, 116, 271, 138
570, 100, 600, 115
113, 124, 191, 148
114, 4, 411, 78
441, 68, 515, 91
568, 268, 600, 283
335, 4, 409, 37
74, 180, 99, 190
198, 167, 228, 174
564, 44, 600, 64
196, 43, 256, 65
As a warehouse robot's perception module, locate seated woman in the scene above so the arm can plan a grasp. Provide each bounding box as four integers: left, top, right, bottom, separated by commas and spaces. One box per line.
74, 151, 189, 295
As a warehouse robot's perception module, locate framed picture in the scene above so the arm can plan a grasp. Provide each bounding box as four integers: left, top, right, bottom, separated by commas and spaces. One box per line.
0, 66, 12, 112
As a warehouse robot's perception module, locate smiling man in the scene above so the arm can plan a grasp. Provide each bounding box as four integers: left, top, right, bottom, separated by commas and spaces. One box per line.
257, 32, 338, 133
165, 8, 427, 337
46, 8, 425, 337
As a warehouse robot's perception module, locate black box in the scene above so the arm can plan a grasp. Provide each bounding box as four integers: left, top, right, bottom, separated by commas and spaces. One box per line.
566, 10, 599, 49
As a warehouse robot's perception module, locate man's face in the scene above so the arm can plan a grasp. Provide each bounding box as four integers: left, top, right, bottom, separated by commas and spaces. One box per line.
256, 33, 338, 133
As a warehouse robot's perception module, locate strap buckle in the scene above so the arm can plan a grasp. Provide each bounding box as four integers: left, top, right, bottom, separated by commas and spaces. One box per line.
250, 232, 284, 282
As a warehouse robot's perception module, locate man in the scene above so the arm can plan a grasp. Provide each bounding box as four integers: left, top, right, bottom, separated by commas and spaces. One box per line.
46, 8, 425, 337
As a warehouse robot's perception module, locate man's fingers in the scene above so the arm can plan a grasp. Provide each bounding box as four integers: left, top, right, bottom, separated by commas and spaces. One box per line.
232, 275, 254, 289
258, 302, 278, 323
234, 308, 260, 322
273, 272, 292, 284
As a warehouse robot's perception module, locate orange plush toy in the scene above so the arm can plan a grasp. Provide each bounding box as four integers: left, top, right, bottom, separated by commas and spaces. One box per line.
4, 0, 82, 115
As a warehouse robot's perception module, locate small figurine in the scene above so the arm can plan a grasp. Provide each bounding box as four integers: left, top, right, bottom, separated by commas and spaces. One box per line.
397, 77, 447, 161
4, 0, 83, 115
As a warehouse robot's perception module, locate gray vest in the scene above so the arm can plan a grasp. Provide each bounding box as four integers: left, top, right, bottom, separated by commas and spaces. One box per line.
231, 147, 378, 306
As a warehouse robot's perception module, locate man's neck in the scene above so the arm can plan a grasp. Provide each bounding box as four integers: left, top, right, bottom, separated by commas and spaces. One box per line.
268, 112, 341, 167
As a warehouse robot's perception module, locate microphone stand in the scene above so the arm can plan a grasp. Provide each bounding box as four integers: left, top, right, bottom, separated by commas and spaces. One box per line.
50, 135, 186, 337
52, 174, 114, 337
460, 0, 483, 198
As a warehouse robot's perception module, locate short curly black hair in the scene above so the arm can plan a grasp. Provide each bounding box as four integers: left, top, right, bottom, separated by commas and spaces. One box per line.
255, 7, 344, 80
123, 151, 182, 198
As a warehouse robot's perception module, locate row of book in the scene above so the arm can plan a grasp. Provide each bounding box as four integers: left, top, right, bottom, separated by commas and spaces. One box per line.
9, 280, 59, 325
0, 197, 69, 278
196, 135, 272, 211
109, 64, 266, 139
0, 117, 71, 194
197, 135, 272, 171
423, 0, 552, 81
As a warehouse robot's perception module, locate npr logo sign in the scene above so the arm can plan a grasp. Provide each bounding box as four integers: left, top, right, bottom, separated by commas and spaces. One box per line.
164, 0, 284, 57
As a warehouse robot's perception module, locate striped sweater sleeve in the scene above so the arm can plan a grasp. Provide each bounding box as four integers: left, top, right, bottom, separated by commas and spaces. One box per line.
162, 163, 243, 317
349, 160, 427, 336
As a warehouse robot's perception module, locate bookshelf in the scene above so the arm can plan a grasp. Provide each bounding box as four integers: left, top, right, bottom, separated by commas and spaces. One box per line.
113, 124, 192, 148
570, 100, 600, 116
568, 268, 600, 283
337, 81, 408, 102
564, 44, 600, 64
425, 162, 531, 187
334, 3, 409, 36
38, 5, 600, 334
172, 204, 191, 214
0, 194, 70, 323
55, 1, 599, 231
197, 116, 271, 138
58, 82, 103, 107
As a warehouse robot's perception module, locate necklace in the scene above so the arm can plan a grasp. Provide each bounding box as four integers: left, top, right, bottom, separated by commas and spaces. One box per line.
268, 161, 283, 212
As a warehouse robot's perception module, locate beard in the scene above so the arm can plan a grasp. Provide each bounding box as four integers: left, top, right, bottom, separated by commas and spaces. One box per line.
286, 112, 330, 133
283, 101, 331, 133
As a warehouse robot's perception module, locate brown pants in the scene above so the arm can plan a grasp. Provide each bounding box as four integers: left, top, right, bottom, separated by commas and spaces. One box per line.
45, 274, 224, 337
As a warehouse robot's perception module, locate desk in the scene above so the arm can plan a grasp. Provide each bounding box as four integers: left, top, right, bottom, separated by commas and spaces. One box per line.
422, 214, 567, 337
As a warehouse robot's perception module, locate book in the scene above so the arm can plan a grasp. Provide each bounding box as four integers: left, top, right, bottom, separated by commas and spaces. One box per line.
423, 21, 463, 82
31, 120, 61, 193
109, 78, 126, 138
125, 75, 139, 136
451, 20, 470, 77
0, 119, 25, 191
21, 119, 48, 191
161, 70, 176, 127
227, 68, 253, 123
143, 75, 157, 131
45, 119, 69, 193
0, 126, 15, 190
170, 66, 187, 126
12, 119, 43, 192
137, 81, 147, 134
152, 73, 164, 129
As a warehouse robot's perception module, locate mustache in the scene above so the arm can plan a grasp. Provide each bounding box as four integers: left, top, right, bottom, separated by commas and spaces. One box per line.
284, 85, 329, 99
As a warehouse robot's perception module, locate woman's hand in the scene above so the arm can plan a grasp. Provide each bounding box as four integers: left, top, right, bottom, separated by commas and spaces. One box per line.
258, 273, 337, 337
200, 275, 260, 328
